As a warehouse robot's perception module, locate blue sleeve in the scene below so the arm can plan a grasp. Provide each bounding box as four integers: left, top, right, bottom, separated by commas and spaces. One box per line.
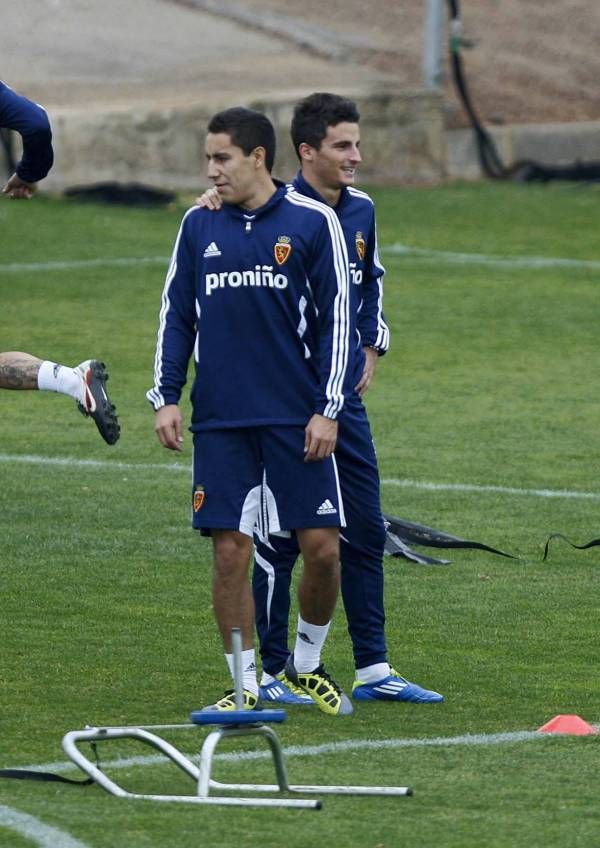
356, 207, 390, 354
146, 210, 198, 410
0, 82, 54, 183
307, 212, 352, 419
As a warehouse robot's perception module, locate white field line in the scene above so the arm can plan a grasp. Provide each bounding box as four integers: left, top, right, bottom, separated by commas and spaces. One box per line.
0, 256, 169, 273
1, 247, 600, 274
1, 452, 599, 501
379, 477, 600, 501
0, 804, 90, 848
381, 244, 600, 271
12, 726, 598, 778
0, 452, 189, 473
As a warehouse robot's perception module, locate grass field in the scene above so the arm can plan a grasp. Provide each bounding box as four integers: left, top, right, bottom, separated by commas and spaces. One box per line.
1, 182, 599, 847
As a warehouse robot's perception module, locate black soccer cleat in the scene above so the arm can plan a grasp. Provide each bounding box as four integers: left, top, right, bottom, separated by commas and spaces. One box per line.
76, 359, 120, 445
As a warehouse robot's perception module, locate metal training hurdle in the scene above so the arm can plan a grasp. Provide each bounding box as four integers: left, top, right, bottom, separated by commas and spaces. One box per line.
62, 630, 412, 808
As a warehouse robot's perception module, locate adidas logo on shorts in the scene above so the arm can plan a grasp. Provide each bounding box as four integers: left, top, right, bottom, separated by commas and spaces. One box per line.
316, 499, 337, 515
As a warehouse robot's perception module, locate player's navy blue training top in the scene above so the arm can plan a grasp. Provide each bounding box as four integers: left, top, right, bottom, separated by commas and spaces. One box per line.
291, 172, 389, 385
0, 81, 53, 183
147, 183, 352, 431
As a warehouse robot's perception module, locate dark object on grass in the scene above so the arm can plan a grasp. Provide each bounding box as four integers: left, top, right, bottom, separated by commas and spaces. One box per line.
0, 741, 101, 786
0, 767, 93, 785
542, 533, 600, 561
383, 512, 516, 566
447, 0, 600, 184
64, 181, 176, 207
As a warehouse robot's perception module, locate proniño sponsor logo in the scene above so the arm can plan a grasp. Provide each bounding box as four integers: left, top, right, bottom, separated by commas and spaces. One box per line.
205, 265, 288, 295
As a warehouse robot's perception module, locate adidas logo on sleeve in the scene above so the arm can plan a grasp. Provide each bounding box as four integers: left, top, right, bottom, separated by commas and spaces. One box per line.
316, 499, 337, 515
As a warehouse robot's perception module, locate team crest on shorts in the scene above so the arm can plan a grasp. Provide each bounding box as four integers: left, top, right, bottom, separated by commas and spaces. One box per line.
193, 485, 206, 512
274, 236, 292, 266
355, 231, 366, 260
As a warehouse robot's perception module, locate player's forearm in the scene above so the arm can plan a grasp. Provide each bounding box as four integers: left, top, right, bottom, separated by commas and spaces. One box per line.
148, 225, 198, 408
147, 318, 195, 410
312, 252, 352, 417
17, 127, 54, 183
0, 84, 53, 183
315, 319, 352, 419
147, 350, 192, 409
357, 264, 389, 353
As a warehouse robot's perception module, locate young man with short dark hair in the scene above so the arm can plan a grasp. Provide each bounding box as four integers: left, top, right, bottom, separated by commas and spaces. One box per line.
197, 95, 444, 707
256, 93, 444, 706
148, 106, 355, 716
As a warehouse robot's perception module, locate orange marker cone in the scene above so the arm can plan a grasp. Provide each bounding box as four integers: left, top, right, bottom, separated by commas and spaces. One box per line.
538, 714, 597, 735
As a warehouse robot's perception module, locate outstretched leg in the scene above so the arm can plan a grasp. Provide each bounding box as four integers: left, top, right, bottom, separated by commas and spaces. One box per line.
0, 351, 120, 444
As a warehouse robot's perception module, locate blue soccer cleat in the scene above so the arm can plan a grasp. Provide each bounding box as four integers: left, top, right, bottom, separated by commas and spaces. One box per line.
352, 668, 444, 703
259, 672, 315, 706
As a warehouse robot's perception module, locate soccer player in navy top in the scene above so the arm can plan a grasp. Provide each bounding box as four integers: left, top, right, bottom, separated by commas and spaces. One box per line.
0, 80, 54, 199
200, 94, 443, 706
148, 107, 355, 715
258, 94, 442, 705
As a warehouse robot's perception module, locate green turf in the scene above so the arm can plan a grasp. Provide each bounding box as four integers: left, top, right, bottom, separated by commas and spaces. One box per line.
1, 183, 599, 847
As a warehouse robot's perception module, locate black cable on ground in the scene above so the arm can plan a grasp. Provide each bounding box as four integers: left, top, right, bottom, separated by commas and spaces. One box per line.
543, 534, 600, 561
446, 0, 600, 183
0, 742, 101, 786
383, 512, 515, 565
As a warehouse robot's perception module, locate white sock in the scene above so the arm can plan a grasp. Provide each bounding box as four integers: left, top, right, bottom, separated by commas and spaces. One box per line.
260, 671, 278, 686
224, 649, 258, 697
293, 617, 331, 673
37, 361, 82, 401
355, 662, 390, 684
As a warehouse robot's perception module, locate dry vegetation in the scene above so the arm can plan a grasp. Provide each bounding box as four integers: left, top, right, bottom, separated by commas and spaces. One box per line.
245, 0, 600, 126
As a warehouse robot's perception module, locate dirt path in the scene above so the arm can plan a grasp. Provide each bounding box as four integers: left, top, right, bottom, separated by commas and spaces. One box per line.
3, 0, 598, 126
240, 0, 600, 125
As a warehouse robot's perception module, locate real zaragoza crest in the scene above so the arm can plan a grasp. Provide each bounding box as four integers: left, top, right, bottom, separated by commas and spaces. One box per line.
193, 485, 205, 512
355, 231, 366, 260
274, 235, 292, 265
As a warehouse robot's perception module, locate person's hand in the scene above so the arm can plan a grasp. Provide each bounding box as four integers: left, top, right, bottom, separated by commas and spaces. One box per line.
195, 187, 222, 210
154, 404, 184, 451
304, 414, 338, 461
2, 173, 37, 199
355, 347, 379, 397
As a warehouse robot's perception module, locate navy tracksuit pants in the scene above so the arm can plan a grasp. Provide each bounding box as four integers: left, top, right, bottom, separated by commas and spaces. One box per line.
252, 396, 388, 675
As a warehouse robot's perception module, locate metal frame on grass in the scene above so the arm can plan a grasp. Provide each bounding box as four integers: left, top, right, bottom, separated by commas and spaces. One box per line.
61, 630, 412, 808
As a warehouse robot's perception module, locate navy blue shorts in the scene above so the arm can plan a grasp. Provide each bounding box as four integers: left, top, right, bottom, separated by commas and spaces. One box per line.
192, 426, 345, 537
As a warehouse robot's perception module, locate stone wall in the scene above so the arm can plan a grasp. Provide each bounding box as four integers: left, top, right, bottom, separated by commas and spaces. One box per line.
446, 121, 600, 180
35, 89, 600, 193
41, 88, 446, 193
